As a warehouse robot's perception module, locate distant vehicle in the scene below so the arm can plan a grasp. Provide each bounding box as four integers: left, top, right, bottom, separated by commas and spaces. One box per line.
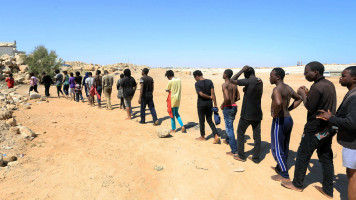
323, 71, 331, 77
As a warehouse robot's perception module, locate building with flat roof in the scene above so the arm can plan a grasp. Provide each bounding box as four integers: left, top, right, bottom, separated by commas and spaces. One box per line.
0, 41, 25, 56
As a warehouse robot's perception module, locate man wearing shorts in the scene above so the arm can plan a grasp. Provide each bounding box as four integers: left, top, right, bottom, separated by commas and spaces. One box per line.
269, 68, 301, 181
317, 66, 356, 200
122, 69, 137, 120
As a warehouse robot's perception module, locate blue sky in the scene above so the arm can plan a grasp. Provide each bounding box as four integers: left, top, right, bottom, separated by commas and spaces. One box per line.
1, 0, 355, 68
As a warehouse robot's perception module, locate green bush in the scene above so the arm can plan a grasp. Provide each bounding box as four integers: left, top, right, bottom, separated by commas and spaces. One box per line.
24, 45, 63, 76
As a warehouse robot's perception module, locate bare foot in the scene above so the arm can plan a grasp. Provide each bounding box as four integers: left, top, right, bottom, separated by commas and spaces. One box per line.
281, 180, 303, 192
271, 174, 290, 182
195, 137, 206, 141
223, 139, 229, 145
226, 152, 236, 156
181, 126, 186, 133
314, 186, 332, 199
213, 137, 220, 144
271, 166, 280, 175
233, 154, 246, 162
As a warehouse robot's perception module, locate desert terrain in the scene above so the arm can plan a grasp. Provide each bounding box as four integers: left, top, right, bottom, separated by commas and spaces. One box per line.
0, 68, 349, 200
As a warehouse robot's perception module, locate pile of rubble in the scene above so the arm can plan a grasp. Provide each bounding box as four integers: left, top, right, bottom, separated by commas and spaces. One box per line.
0, 54, 28, 84
63, 61, 150, 73
0, 86, 39, 167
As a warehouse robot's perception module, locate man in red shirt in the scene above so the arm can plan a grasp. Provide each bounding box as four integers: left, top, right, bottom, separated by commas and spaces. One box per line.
5, 73, 15, 88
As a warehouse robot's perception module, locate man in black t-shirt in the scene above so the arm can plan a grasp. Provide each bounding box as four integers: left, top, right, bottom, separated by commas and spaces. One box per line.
138, 68, 158, 125
41, 72, 54, 97
230, 65, 263, 163
122, 69, 137, 120
193, 70, 220, 144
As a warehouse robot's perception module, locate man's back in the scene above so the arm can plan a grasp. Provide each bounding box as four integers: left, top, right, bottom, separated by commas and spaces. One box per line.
167, 77, 181, 107
122, 76, 137, 97
238, 77, 263, 121
273, 83, 293, 117
222, 82, 238, 106
103, 75, 114, 88
140, 76, 154, 95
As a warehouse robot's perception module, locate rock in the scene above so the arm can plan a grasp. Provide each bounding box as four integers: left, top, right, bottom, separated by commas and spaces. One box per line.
0, 54, 11, 61
5, 118, 16, 126
19, 126, 36, 137
15, 54, 25, 65
29, 92, 41, 99
9, 127, 20, 134
233, 167, 245, 172
6, 104, 16, 110
1, 66, 11, 74
0, 110, 12, 120
18, 65, 28, 73
0, 154, 3, 166
154, 165, 164, 171
4, 156, 17, 162
157, 128, 171, 138
15, 77, 25, 84
0, 73, 4, 81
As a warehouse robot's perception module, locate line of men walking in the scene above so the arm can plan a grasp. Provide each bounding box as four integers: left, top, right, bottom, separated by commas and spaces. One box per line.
21, 62, 356, 199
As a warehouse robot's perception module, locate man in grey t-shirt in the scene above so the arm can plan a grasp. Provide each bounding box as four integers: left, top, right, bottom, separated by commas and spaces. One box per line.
85, 72, 95, 106
54, 69, 64, 98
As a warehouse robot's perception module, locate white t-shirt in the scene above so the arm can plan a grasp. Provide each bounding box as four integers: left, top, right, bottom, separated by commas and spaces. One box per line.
85, 77, 94, 89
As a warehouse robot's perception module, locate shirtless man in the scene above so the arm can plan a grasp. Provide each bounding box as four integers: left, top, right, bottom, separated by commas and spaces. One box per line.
221, 69, 240, 155
269, 67, 302, 181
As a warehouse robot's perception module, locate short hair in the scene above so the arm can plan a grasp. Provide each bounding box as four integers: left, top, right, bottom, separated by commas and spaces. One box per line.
306, 61, 324, 75
244, 66, 255, 78
75, 71, 80, 76
63, 71, 67, 75
120, 74, 124, 78
96, 70, 101, 75
42, 72, 46, 75
104, 70, 109, 75
272, 67, 285, 80
165, 70, 174, 77
88, 72, 92, 76
29, 72, 34, 77
70, 72, 74, 77
224, 69, 233, 79
9, 73, 13, 77
124, 69, 131, 77
55, 69, 60, 74
345, 66, 356, 77
142, 68, 149, 75
193, 70, 203, 77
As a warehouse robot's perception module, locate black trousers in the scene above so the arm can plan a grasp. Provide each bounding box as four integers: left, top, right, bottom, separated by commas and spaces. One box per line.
197, 105, 218, 137
56, 85, 63, 97
29, 85, 38, 93
237, 118, 261, 162
44, 85, 50, 97
292, 133, 334, 197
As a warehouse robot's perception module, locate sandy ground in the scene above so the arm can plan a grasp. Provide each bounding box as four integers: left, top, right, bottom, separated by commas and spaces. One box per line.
0, 68, 349, 199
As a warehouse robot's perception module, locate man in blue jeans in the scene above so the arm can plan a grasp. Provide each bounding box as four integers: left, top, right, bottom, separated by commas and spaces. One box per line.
221, 69, 239, 156
138, 68, 159, 125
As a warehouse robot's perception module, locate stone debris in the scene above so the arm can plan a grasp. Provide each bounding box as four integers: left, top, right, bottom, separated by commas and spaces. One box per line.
154, 165, 164, 171
5, 118, 16, 126
29, 92, 41, 99
156, 128, 171, 138
18, 125, 37, 138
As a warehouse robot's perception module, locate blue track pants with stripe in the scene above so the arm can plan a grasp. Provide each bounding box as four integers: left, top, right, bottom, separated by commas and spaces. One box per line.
271, 117, 293, 178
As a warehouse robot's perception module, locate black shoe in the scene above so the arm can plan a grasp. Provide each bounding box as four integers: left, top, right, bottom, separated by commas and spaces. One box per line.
139, 121, 145, 124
